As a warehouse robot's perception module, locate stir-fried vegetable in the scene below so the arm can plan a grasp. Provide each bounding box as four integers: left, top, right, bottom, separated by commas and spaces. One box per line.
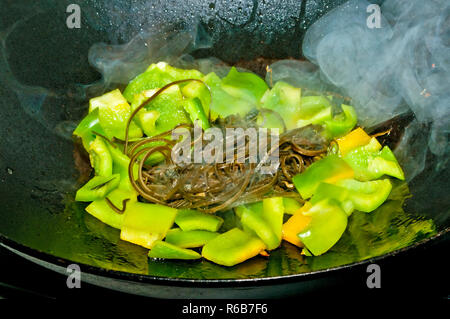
165, 228, 219, 248
75, 174, 120, 202
120, 202, 177, 249
73, 62, 406, 266
201, 228, 266, 266
148, 240, 202, 260
73, 108, 105, 150
90, 89, 143, 140
297, 198, 348, 256
292, 155, 354, 199
175, 210, 224, 232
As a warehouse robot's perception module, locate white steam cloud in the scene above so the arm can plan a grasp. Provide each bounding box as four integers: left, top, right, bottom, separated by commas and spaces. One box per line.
299, 0, 449, 180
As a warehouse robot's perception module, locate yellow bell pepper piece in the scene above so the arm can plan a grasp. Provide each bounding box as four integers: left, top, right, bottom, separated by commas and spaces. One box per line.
337, 127, 372, 156
282, 202, 312, 247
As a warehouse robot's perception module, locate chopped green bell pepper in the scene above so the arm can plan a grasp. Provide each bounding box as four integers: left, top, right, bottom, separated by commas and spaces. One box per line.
123, 62, 204, 102
310, 182, 354, 216
336, 179, 392, 212
175, 209, 224, 232
120, 202, 177, 249
310, 182, 349, 204
215, 209, 239, 233
88, 136, 113, 177
235, 197, 284, 250
165, 228, 219, 248
89, 88, 126, 112
262, 197, 284, 244
323, 104, 357, 138
137, 110, 160, 136
181, 71, 261, 120
183, 97, 210, 130
105, 143, 138, 191
201, 228, 266, 266
259, 81, 356, 138
73, 108, 105, 150
298, 199, 348, 256
292, 154, 354, 199
283, 198, 303, 215
148, 240, 201, 260
298, 95, 332, 116
368, 146, 405, 180
181, 72, 217, 119
343, 139, 404, 181
131, 85, 191, 136
89, 89, 143, 140
259, 81, 303, 130
296, 96, 333, 128
221, 67, 268, 105
124, 139, 168, 166
75, 174, 120, 202
85, 187, 137, 229
238, 205, 280, 250
256, 109, 287, 132
235, 201, 263, 217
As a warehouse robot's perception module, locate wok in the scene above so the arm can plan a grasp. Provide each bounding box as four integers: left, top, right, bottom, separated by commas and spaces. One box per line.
0, 0, 448, 298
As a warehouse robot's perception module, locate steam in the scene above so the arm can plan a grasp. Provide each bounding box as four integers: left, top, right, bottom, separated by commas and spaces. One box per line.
298, 0, 449, 181
88, 21, 212, 87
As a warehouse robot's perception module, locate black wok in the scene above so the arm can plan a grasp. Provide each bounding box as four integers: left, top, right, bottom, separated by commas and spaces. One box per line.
0, 0, 448, 298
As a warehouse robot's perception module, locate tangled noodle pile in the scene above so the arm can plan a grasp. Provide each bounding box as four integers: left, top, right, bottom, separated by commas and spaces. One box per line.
119, 80, 328, 213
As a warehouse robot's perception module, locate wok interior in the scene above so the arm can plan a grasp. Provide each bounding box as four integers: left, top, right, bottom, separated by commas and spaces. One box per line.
0, 1, 448, 280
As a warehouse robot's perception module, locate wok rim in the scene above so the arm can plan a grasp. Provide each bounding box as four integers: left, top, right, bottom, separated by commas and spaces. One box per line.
0, 227, 448, 287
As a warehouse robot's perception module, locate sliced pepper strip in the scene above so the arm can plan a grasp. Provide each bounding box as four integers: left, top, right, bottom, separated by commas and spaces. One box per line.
130, 85, 191, 136
88, 136, 113, 177
90, 89, 143, 140
298, 199, 348, 256
201, 228, 266, 267
262, 197, 284, 245
221, 66, 269, 105
137, 110, 160, 136
323, 104, 357, 138
336, 179, 392, 213
123, 62, 204, 102
73, 108, 105, 150
310, 182, 354, 216
120, 202, 177, 249
183, 97, 210, 130
175, 209, 224, 232
182, 71, 259, 120
75, 174, 120, 202
292, 154, 354, 199
148, 240, 201, 260
259, 81, 303, 130
85, 187, 137, 229
343, 140, 404, 181
283, 198, 303, 215
239, 205, 280, 250
105, 143, 138, 191
165, 228, 219, 248
368, 146, 405, 180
